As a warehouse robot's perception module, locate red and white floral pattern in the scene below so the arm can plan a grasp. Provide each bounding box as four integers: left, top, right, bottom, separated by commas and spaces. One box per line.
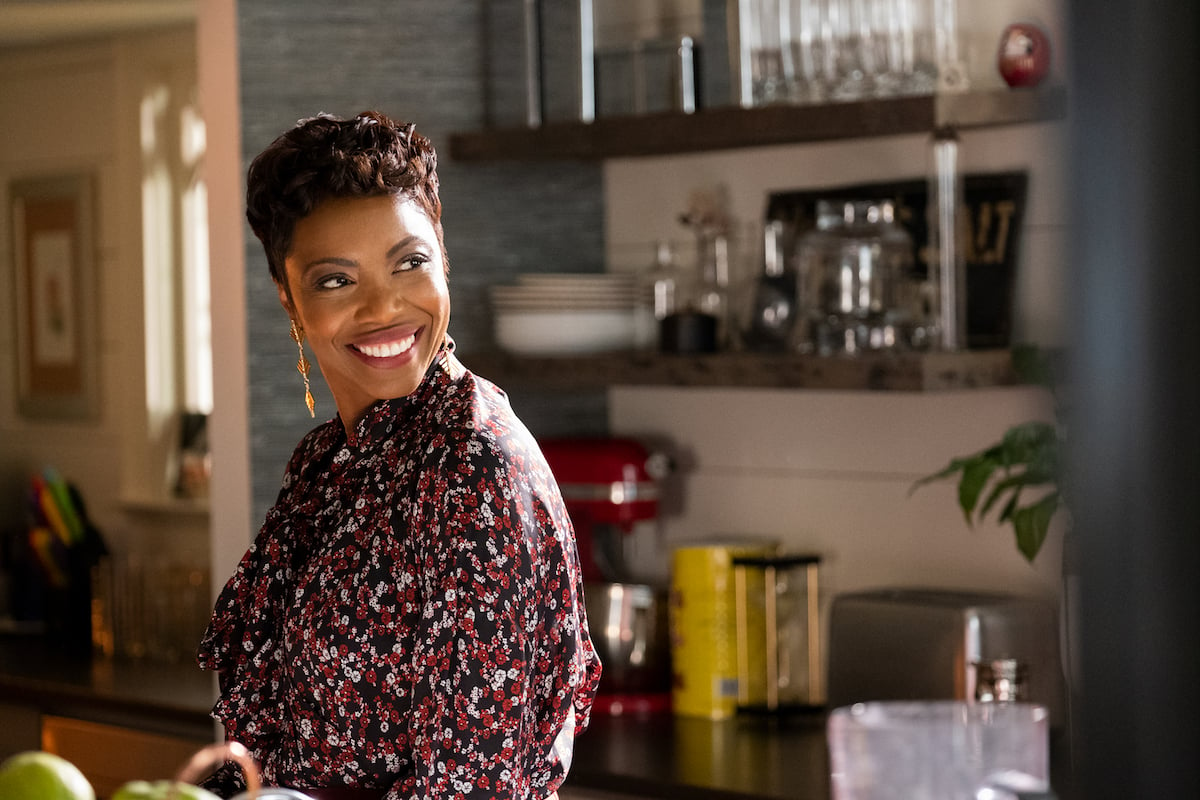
198, 347, 601, 799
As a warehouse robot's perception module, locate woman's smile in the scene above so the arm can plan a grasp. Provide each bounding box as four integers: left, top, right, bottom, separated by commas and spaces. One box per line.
350, 328, 420, 361
279, 194, 451, 429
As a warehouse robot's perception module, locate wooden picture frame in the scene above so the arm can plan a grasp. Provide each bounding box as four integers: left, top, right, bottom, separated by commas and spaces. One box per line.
10, 174, 99, 420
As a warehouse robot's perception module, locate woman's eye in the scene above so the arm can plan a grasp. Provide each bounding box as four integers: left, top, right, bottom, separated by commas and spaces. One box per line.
396, 253, 431, 272
315, 274, 351, 290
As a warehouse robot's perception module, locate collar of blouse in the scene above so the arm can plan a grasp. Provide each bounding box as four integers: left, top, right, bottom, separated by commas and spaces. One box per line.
341, 336, 460, 449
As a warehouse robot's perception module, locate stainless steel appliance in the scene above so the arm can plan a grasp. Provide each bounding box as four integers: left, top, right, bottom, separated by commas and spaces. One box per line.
582, 581, 671, 712
826, 587, 1066, 726
540, 437, 672, 715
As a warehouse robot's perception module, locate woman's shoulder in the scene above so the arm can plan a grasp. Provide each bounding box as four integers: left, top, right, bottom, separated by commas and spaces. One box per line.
428, 365, 545, 472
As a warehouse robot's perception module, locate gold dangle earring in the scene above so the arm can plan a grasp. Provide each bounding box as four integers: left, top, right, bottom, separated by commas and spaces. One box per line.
290, 319, 315, 417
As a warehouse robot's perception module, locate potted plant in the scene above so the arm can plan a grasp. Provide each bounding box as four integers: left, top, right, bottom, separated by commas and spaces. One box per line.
913, 349, 1081, 759
911, 345, 1067, 563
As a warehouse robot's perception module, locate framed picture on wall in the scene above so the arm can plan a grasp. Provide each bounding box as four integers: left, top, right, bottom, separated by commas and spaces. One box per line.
10, 174, 100, 420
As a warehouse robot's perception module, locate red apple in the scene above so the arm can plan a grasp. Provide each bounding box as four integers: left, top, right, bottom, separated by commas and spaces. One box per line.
998, 23, 1052, 88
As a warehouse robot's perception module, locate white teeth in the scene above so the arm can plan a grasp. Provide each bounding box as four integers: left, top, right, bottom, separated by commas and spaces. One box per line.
356, 335, 415, 358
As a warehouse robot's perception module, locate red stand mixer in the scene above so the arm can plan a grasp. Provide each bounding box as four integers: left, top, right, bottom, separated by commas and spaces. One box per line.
539, 437, 673, 715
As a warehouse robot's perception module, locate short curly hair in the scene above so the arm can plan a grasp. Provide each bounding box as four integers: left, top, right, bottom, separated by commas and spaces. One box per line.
246, 110, 445, 288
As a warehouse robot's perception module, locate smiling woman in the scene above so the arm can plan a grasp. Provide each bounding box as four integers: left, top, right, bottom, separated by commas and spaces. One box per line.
196, 111, 600, 800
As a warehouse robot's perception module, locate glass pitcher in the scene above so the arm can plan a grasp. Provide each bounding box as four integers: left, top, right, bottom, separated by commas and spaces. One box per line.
795, 199, 929, 356
827, 701, 1054, 799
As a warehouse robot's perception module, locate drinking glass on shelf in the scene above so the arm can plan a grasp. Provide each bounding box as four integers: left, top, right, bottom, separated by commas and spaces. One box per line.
826, 0, 876, 101
903, 0, 967, 93
823, 0, 963, 99
931, 0, 967, 91
867, 0, 912, 96
904, 0, 939, 94
782, 0, 832, 103
831, 0, 915, 99
742, 0, 788, 105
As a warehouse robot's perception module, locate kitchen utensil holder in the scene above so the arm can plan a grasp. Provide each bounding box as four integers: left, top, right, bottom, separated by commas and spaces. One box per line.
732, 552, 823, 714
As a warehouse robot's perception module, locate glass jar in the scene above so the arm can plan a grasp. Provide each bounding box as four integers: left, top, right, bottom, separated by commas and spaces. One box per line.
795, 199, 931, 355
645, 240, 681, 322
660, 231, 730, 353
743, 219, 798, 351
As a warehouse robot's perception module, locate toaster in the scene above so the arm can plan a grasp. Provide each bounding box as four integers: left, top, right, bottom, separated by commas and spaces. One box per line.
826, 587, 1066, 725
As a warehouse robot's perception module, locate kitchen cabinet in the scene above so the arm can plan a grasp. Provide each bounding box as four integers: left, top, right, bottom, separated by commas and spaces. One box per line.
0, 638, 215, 795
41, 715, 209, 798
0, 701, 41, 759
450, 88, 1064, 392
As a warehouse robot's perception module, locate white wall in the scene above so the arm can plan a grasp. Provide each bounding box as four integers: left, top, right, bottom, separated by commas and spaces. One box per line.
609, 386, 1063, 594
0, 32, 208, 562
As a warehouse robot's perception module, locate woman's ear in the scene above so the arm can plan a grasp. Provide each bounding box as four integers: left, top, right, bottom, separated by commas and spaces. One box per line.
276, 280, 294, 318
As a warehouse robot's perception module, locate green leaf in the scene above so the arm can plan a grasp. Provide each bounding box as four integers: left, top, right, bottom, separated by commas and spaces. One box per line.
909, 409, 1065, 563
980, 473, 1015, 520
902, 345, 1065, 563
997, 421, 1057, 466
1012, 492, 1060, 562
958, 457, 999, 521
909, 454, 982, 494
978, 470, 1052, 519
996, 490, 1021, 524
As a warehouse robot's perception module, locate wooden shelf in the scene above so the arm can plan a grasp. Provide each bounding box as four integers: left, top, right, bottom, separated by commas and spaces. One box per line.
448, 87, 1067, 161
452, 88, 1053, 392
463, 349, 1018, 392
119, 494, 210, 516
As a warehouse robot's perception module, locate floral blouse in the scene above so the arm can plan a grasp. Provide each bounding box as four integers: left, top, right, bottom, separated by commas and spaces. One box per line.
197, 346, 601, 799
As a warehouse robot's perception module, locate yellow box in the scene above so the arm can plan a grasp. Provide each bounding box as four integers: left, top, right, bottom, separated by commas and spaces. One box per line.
668, 543, 775, 719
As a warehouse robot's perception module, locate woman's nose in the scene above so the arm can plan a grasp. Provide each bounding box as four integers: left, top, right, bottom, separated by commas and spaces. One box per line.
357, 276, 404, 320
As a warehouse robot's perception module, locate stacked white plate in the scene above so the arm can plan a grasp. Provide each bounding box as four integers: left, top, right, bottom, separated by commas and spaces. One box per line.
490, 273, 654, 355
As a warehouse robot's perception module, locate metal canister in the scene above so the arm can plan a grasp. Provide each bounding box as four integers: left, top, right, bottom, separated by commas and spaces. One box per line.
975, 658, 1030, 703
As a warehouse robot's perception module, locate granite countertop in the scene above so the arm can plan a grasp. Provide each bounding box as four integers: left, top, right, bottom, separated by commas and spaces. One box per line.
0, 636, 215, 741
0, 638, 831, 799
568, 711, 831, 800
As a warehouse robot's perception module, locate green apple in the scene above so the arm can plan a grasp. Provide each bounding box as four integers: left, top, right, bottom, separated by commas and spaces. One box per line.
0, 751, 95, 800
111, 779, 222, 800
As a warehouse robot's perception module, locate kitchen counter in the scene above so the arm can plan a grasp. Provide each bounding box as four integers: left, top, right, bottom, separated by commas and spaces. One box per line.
567, 711, 831, 800
0, 638, 830, 799
0, 636, 215, 741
